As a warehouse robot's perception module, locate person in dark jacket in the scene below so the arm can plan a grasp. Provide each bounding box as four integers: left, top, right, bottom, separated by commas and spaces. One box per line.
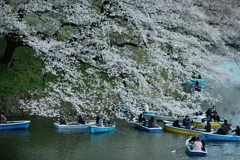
205, 108, 211, 120
188, 134, 206, 151
148, 116, 156, 128
96, 115, 100, 124
205, 121, 211, 132
231, 126, 240, 136
217, 120, 232, 135
139, 113, 146, 125
172, 120, 180, 127
185, 117, 193, 129
78, 115, 86, 124
183, 115, 189, 126
59, 116, 66, 125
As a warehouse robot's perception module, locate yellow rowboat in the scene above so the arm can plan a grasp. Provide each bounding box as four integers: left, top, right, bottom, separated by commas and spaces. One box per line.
192, 121, 224, 128
163, 122, 215, 136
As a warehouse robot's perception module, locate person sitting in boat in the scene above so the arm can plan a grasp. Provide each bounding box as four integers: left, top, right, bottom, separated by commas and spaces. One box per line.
97, 115, 105, 127
172, 120, 180, 127
148, 116, 156, 128
59, 116, 66, 125
231, 126, 240, 136
78, 115, 86, 124
139, 113, 146, 125
191, 137, 203, 151
0, 112, 7, 124
182, 115, 189, 126
189, 134, 199, 143
192, 112, 205, 122
205, 108, 212, 120
185, 117, 193, 129
211, 105, 217, 113
201, 118, 207, 129
217, 120, 232, 135
205, 121, 211, 132
103, 116, 110, 127
198, 74, 201, 79
189, 134, 206, 150
96, 115, 100, 124
210, 112, 220, 122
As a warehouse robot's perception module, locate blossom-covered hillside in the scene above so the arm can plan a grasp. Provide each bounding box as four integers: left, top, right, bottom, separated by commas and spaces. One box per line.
1, 0, 239, 119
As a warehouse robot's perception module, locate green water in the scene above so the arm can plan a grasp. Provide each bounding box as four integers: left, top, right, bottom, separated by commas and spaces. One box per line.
0, 115, 240, 160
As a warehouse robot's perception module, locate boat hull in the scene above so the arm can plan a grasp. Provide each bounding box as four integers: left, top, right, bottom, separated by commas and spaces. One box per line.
0, 121, 30, 130
142, 111, 154, 115
54, 121, 95, 130
186, 78, 206, 83
165, 124, 201, 136
192, 121, 223, 127
89, 124, 116, 134
202, 132, 240, 141
144, 114, 173, 121
186, 138, 207, 156
134, 120, 162, 133
163, 122, 214, 136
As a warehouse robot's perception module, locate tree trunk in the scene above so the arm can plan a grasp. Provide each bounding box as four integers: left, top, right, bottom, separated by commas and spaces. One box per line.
1, 34, 18, 68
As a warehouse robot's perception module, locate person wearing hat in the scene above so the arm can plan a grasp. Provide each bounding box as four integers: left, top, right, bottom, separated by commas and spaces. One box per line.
0, 112, 7, 124
192, 137, 203, 151
188, 134, 199, 143
189, 134, 206, 150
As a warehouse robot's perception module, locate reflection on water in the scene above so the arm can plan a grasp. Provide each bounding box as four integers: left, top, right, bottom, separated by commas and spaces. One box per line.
0, 117, 240, 160
0, 129, 29, 137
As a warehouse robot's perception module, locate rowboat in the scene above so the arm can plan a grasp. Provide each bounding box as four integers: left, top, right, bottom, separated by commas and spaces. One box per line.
54, 120, 95, 130
192, 119, 224, 127
144, 113, 174, 121
186, 138, 207, 156
201, 132, 240, 141
0, 120, 30, 130
163, 121, 214, 136
134, 119, 162, 133
186, 78, 206, 84
89, 124, 116, 134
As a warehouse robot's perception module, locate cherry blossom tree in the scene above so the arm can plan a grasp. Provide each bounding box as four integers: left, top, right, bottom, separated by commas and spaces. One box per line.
1, 0, 239, 120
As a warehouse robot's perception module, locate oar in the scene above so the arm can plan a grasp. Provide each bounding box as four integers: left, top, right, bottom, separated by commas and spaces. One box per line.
115, 128, 121, 133
171, 146, 185, 152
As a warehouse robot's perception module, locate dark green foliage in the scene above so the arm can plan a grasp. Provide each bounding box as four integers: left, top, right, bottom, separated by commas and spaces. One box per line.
0, 37, 43, 96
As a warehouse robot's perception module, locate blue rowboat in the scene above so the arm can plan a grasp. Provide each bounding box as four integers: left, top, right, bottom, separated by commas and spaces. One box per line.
134, 120, 162, 133
89, 124, 116, 134
54, 120, 95, 130
0, 120, 30, 130
201, 132, 240, 141
186, 138, 207, 156
186, 78, 206, 83
144, 113, 174, 121
142, 111, 154, 115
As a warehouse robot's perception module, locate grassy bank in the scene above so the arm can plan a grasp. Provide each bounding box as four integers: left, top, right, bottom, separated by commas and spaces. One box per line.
0, 37, 43, 97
